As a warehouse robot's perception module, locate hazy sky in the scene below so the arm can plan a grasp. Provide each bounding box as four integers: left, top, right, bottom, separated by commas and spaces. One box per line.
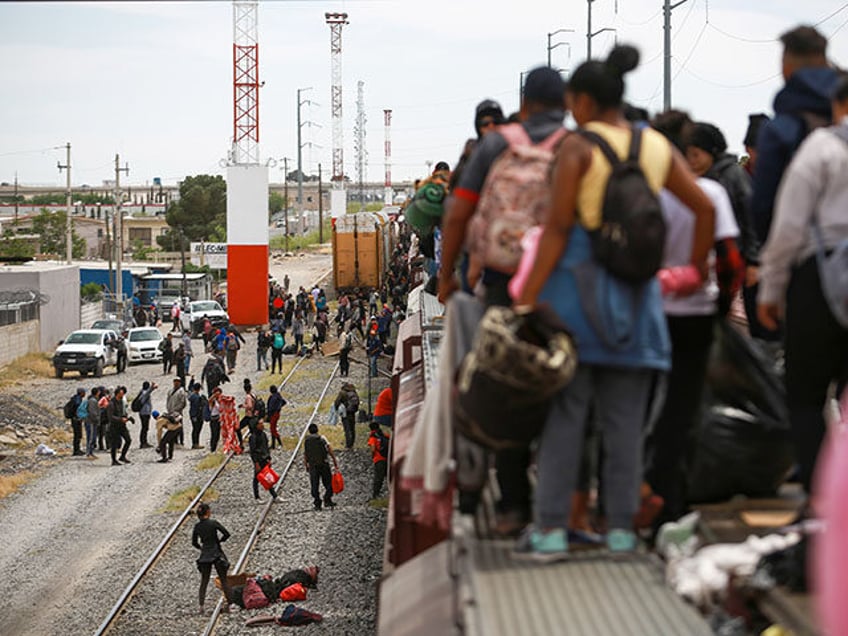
1, 0, 847, 189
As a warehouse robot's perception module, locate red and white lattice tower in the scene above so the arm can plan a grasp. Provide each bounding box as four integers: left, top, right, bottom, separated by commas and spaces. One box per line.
325, 12, 348, 217
227, 0, 268, 326
383, 109, 392, 206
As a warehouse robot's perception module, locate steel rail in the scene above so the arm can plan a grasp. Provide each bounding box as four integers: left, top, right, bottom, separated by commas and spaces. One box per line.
201, 361, 340, 636
93, 356, 307, 636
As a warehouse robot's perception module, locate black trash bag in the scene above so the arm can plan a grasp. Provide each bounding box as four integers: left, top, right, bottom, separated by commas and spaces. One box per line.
687, 321, 794, 503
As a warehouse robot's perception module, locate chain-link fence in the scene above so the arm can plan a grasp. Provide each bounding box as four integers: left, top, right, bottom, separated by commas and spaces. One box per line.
0, 290, 45, 326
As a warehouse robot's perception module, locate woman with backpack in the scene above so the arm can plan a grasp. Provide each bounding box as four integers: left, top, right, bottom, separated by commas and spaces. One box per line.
512, 46, 715, 560
225, 330, 239, 374
292, 311, 305, 352
270, 329, 285, 374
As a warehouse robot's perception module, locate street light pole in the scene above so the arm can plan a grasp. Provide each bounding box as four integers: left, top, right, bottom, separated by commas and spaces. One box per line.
318, 163, 324, 244
297, 87, 314, 236
57, 143, 72, 263
547, 28, 574, 68
587, 0, 616, 60
282, 157, 290, 253
664, 0, 690, 111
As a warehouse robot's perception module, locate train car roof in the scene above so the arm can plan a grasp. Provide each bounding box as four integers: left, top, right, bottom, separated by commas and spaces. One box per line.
334, 212, 383, 233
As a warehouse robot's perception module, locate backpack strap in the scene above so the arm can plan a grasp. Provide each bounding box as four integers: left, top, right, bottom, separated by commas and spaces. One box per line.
577, 129, 622, 167
497, 123, 533, 149
627, 126, 643, 163
538, 128, 568, 153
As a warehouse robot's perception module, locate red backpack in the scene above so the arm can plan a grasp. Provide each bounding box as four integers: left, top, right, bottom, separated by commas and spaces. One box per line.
467, 124, 567, 274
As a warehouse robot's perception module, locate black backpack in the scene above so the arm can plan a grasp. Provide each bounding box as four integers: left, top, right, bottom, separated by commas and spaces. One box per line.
304, 434, 328, 465
253, 395, 266, 419
377, 432, 389, 457
63, 397, 77, 419
579, 127, 666, 283
346, 392, 360, 413
130, 392, 143, 413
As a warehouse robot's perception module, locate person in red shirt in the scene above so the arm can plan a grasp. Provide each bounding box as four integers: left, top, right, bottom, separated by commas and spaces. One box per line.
373, 387, 393, 429
367, 422, 390, 499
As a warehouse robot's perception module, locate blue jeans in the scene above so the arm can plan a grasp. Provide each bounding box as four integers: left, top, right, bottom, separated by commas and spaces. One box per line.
535, 364, 652, 532
184, 354, 192, 374
369, 355, 378, 376
257, 348, 268, 370
85, 420, 98, 455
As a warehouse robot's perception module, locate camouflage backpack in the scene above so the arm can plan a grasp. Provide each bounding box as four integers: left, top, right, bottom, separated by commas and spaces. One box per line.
467, 124, 566, 274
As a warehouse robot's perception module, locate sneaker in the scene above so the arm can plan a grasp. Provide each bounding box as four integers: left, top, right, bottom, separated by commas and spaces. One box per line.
86, 454, 96, 460
73, 451, 84, 456
512, 527, 569, 563
567, 528, 604, 545
606, 529, 638, 553
157, 458, 169, 463
323, 498, 336, 508
120, 457, 131, 464
314, 501, 322, 511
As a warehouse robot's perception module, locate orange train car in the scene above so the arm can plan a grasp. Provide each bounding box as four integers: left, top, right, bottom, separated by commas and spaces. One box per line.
332, 210, 397, 293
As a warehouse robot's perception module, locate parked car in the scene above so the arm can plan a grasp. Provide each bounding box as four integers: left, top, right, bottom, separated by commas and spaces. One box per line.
181, 300, 230, 337
52, 329, 121, 378
126, 327, 164, 365
91, 318, 124, 332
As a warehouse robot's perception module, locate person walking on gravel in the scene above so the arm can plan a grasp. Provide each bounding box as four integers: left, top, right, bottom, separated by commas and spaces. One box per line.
167, 376, 187, 446
225, 330, 240, 374
137, 381, 157, 449
304, 423, 339, 511
249, 418, 278, 502
97, 388, 111, 451
192, 502, 234, 615
188, 382, 207, 450
84, 386, 101, 459
201, 352, 229, 395
270, 328, 285, 374
160, 333, 174, 375
182, 330, 194, 375
207, 386, 223, 452
65, 387, 86, 456
267, 384, 286, 449
107, 386, 132, 466
334, 383, 360, 449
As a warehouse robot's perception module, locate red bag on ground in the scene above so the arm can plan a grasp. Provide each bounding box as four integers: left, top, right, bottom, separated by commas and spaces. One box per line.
278, 582, 307, 602
331, 470, 344, 494
257, 464, 280, 490
243, 578, 270, 609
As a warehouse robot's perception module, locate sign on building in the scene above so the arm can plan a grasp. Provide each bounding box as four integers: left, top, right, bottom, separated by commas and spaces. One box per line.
190, 242, 227, 269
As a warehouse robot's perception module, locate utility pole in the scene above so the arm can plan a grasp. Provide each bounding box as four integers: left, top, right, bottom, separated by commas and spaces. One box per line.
105, 209, 114, 292
318, 163, 323, 243
297, 86, 314, 234
13, 173, 18, 225
282, 157, 289, 252
664, 0, 690, 111
587, 0, 616, 60
57, 143, 72, 263
114, 154, 129, 314
547, 28, 574, 68
354, 80, 367, 212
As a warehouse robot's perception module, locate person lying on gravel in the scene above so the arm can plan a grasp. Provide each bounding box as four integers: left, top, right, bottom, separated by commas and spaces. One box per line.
192, 502, 235, 615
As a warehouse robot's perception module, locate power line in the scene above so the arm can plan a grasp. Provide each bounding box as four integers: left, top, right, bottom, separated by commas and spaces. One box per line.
677, 63, 781, 89
707, 23, 775, 44
816, 2, 848, 25
0, 145, 65, 159
673, 21, 708, 81
616, 8, 662, 27
828, 14, 848, 37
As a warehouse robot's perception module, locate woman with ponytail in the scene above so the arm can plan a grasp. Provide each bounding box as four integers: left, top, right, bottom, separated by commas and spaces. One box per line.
513, 46, 715, 560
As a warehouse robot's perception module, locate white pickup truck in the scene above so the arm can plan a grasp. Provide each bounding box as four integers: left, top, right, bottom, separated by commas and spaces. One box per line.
181, 300, 230, 337
52, 329, 121, 378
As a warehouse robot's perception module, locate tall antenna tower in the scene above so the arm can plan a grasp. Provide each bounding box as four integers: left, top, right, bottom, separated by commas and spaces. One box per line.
354, 80, 367, 211
232, 0, 260, 165
383, 109, 392, 206
325, 12, 348, 217
227, 0, 269, 326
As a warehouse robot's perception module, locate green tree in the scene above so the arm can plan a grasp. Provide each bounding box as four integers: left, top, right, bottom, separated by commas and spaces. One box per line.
31, 209, 86, 258
30, 193, 66, 205
0, 234, 36, 259
269, 191, 286, 218
158, 175, 226, 249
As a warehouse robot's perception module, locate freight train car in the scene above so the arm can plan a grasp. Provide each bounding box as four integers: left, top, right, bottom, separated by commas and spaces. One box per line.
332, 211, 397, 292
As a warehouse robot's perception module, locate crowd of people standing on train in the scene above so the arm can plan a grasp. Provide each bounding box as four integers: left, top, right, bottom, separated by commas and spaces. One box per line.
412, 24, 848, 561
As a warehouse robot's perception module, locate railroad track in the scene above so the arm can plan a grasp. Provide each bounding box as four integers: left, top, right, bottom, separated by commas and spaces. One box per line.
93, 355, 335, 636
200, 361, 339, 636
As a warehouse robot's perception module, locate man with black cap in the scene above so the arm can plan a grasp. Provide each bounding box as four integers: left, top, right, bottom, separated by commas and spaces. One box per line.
450, 99, 506, 189
437, 66, 567, 536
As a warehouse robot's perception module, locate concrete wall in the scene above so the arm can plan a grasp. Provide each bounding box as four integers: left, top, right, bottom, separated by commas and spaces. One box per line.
0, 263, 80, 350
0, 320, 39, 367
80, 301, 103, 328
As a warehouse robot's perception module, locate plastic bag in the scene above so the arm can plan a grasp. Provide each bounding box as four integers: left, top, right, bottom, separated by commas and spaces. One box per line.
278, 582, 307, 602
331, 470, 344, 494
687, 321, 793, 503
257, 464, 280, 490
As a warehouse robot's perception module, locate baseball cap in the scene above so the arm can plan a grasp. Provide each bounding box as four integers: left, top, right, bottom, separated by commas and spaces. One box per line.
522, 67, 567, 107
